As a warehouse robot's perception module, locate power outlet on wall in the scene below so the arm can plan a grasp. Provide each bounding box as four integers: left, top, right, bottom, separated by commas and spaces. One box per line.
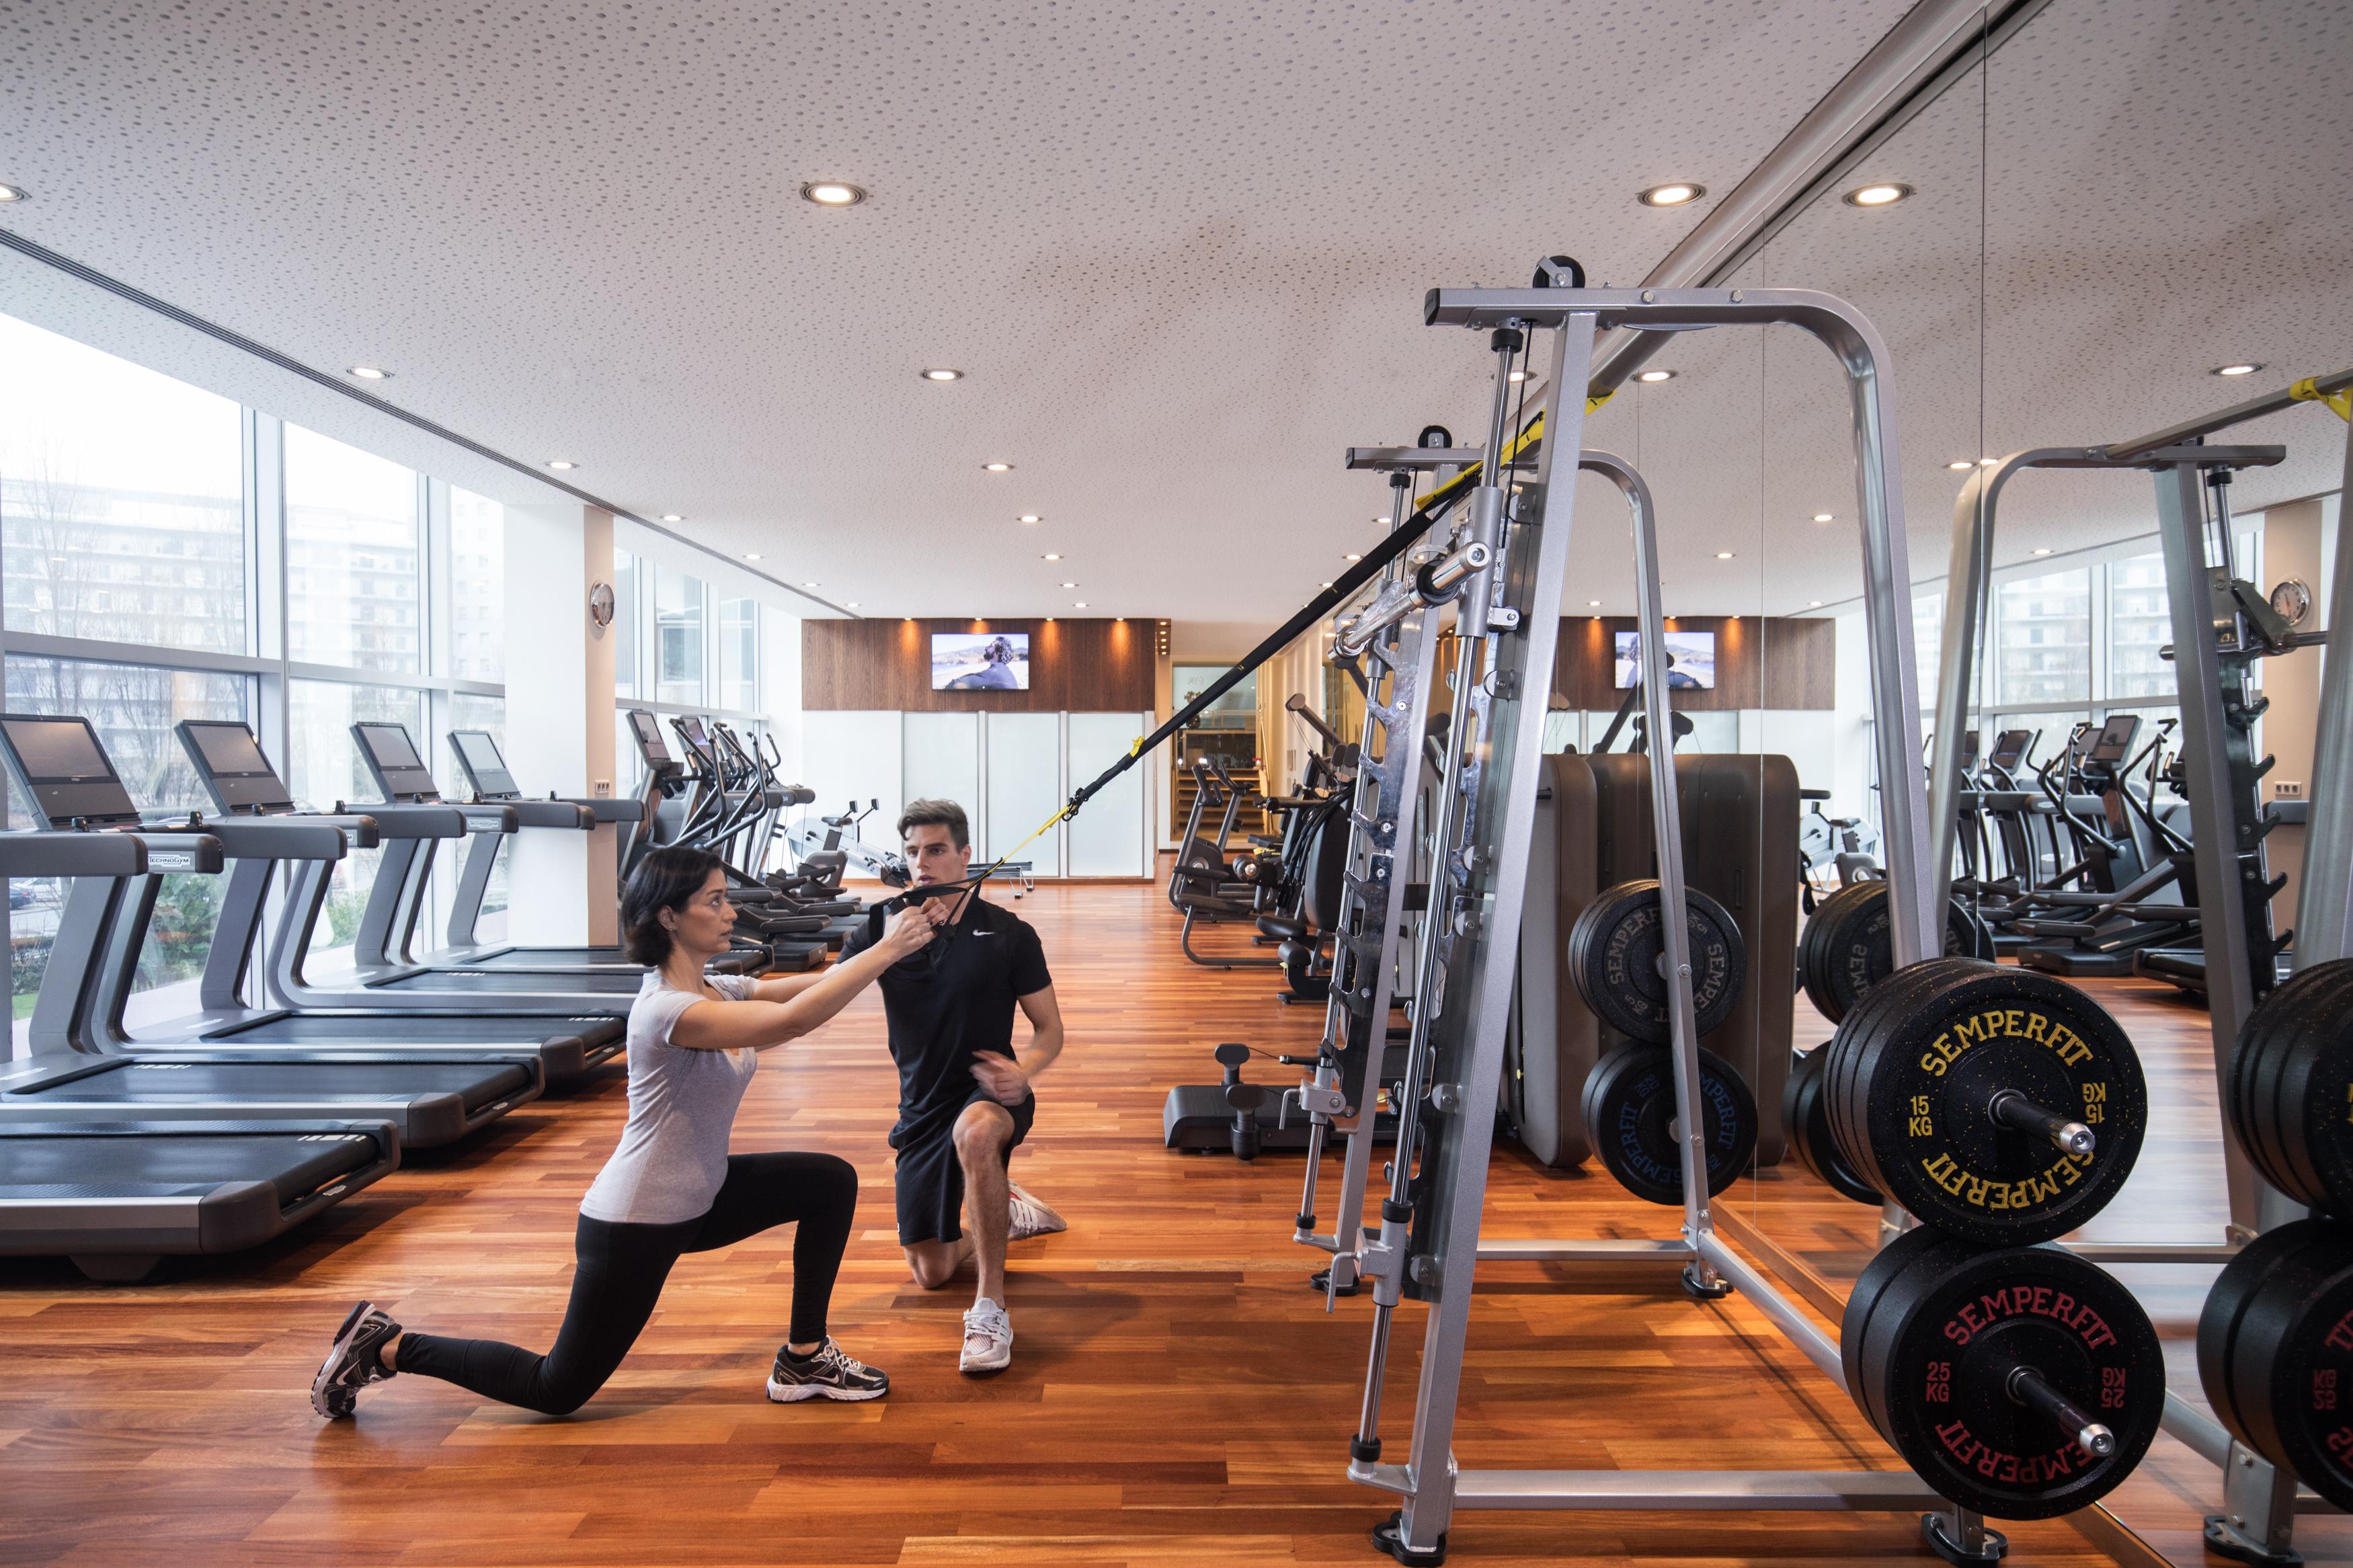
2274, 780, 2305, 800
593, 779, 613, 797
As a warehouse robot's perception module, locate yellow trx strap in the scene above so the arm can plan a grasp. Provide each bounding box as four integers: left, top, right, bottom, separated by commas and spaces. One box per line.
1412, 409, 1554, 511
968, 802, 1072, 886
2291, 376, 2353, 423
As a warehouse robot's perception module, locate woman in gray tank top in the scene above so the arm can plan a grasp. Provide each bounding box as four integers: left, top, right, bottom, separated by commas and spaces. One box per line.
310, 845, 945, 1417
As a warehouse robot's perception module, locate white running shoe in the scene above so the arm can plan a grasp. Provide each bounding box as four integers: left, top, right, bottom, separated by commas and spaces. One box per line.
1006, 1180, 1066, 1241
960, 1297, 1014, 1374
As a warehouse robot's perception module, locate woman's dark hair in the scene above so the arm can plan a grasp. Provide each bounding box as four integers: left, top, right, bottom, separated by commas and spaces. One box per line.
621, 845, 727, 966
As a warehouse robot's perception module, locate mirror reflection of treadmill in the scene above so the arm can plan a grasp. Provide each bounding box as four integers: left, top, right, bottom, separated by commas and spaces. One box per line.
160, 718, 627, 1079
0, 713, 548, 1158
434, 727, 761, 977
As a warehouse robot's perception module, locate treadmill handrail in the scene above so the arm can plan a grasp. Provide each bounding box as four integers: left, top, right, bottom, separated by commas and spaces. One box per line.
0, 830, 148, 879
346, 802, 468, 839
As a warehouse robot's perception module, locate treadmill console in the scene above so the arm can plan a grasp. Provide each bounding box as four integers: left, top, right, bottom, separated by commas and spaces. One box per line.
352, 722, 442, 802
1959, 729, 1981, 767
175, 720, 296, 813
1990, 729, 2032, 770
0, 714, 142, 828
448, 729, 521, 800
2089, 713, 2141, 765
674, 714, 715, 761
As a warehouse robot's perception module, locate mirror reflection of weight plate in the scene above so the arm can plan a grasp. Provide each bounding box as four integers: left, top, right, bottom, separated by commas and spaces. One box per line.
1782, 1046, 1878, 1204
1799, 881, 1994, 1024
1566, 879, 1746, 1044
1579, 1044, 1756, 1204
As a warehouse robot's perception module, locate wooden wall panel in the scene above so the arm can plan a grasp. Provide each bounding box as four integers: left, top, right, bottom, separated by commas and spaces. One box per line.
1550, 614, 1835, 711
803, 618, 1156, 712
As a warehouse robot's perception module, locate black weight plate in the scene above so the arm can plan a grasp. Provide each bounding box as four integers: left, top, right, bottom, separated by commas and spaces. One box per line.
1843, 1225, 1975, 1442
1852, 1233, 2165, 1519
1843, 959, 2147, 1245
1566, 878, 1747, 1044
1579, 1044, 1758, 1204
2210, 1219, 2353, 1510
1784, 1046, 1880, 1204
1823, 959, 1956, 1196
1800, 882, 1996, 1025
2233, 960, 2353, 1217
2197, 1221, 2339, 1460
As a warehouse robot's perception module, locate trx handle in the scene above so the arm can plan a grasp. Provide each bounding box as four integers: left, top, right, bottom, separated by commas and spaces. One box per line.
1062, 409, 1550, 819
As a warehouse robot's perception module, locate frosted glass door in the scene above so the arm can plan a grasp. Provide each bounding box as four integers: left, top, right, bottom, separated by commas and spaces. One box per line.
903, 712, 981, 837
800, 712, 903, 853
984, 712, 1062, 876
1066, 712, 1148, 876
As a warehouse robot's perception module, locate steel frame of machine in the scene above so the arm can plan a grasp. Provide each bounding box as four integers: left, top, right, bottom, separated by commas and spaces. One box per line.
1324, 282, 2011, 1563
1923, 369, 2353, 1565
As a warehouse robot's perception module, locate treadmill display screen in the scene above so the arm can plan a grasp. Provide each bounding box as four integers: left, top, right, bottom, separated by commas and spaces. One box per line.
1991, 729, 2031, 769
676, 716, 712, 757
450, 730, 520, 797
0, 714, 140, 827
4, 718, 112, 780
176, 720, 294, 813
354, 722, 440, 799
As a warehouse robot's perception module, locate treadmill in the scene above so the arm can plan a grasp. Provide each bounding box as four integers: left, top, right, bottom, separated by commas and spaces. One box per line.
0, 827, 401, 1283
439, 726, 763, 975
136, 718, 627, 1081
315, 720, 649, 1003
0, 714, 544, 1150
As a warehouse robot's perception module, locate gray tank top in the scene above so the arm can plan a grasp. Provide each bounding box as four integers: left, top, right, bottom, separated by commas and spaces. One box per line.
579, 971, 758, 1225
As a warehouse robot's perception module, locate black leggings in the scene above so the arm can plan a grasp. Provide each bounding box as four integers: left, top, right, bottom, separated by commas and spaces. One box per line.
396, 1151, 856, 1415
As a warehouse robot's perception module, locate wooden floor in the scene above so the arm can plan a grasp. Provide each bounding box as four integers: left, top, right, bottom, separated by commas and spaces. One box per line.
0, 880, 2337, 1566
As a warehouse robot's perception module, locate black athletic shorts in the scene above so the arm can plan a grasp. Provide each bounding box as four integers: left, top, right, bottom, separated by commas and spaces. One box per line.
893, 1089, 1035, 1245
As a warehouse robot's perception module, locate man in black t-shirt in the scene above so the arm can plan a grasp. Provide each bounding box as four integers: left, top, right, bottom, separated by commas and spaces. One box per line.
838, 798, 1065, 1374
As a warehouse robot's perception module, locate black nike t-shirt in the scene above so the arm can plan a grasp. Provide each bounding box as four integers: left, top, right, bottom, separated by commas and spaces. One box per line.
841, 893, 1052, 1151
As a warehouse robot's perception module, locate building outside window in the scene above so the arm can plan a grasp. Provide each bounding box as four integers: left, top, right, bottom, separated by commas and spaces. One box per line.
611, 548, 639, 700
655, 567, 705, 706
449, 487, 506, 682
0, 315, 246, 655
1996, 567, 2092, 706
285, 425, 422, 674
719, 596, 758, 712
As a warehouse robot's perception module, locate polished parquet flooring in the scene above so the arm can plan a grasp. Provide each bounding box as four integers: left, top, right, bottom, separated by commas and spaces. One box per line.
0, 880, 2335, 1565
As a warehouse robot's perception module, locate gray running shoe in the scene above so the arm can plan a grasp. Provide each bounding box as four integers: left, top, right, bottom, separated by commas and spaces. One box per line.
766, 1337, 889, 1403
311, 1301, 401, 1419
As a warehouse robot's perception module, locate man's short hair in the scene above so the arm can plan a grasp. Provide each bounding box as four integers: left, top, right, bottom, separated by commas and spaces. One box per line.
898, 797, 969, 850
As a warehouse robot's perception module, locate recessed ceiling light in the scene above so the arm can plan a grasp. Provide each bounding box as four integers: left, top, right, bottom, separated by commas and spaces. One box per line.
1639, 182, 1705, 207
1845, 182, 1913, 207
1322, 582, 1335, 589
1344, 553, 1362, 562
846, 601, 859, 608
1060, 581, 1077, 588
1636, 368, 1675, 383
1507, 369, 1529, 383
746, 553, 763, 562
1043, 552, 1062, 561
347, 365, 391, 381
660, 513, 684, 523
1074, 601, 1087, 608
1809, 600, 1824, 608
1588, 600, 1601, 607
921, 368, 963, 382
802, 579, 819, 585
1948, 460, 1975, 470
1979, 457, 1999, 466
1812, 513, 1833, 523
802, 181, 867, 206
2032, 548, 2052, 556
0, 184, 28, 203
982, 461, 1014, 472
2213, 362, 2263, 377
1716, 551, 1735, 559
1018, 514, 1042, 524
547, 459, 576, 470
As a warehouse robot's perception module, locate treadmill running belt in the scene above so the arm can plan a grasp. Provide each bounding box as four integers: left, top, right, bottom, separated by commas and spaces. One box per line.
205, 1014, 622, 1046
0, 1126, 378, 1201
7, 1060, 534, 1111
375, 968, 645, 993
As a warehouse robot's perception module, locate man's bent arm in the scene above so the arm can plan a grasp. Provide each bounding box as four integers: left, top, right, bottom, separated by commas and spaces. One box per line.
1015, 985, 1064, 1080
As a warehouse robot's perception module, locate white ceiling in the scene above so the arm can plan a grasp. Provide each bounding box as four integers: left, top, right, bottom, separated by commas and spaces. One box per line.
1, 0, 2347, 631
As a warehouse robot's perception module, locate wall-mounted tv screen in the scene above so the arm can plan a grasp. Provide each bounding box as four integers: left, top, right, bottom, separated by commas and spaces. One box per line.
1613, 630, 1716, 690
932, 632, 1031, 691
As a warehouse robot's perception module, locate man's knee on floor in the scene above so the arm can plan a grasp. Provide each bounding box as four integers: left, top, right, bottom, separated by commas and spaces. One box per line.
952, 1103, 1014, 1165
906, 1245, 958, 1290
